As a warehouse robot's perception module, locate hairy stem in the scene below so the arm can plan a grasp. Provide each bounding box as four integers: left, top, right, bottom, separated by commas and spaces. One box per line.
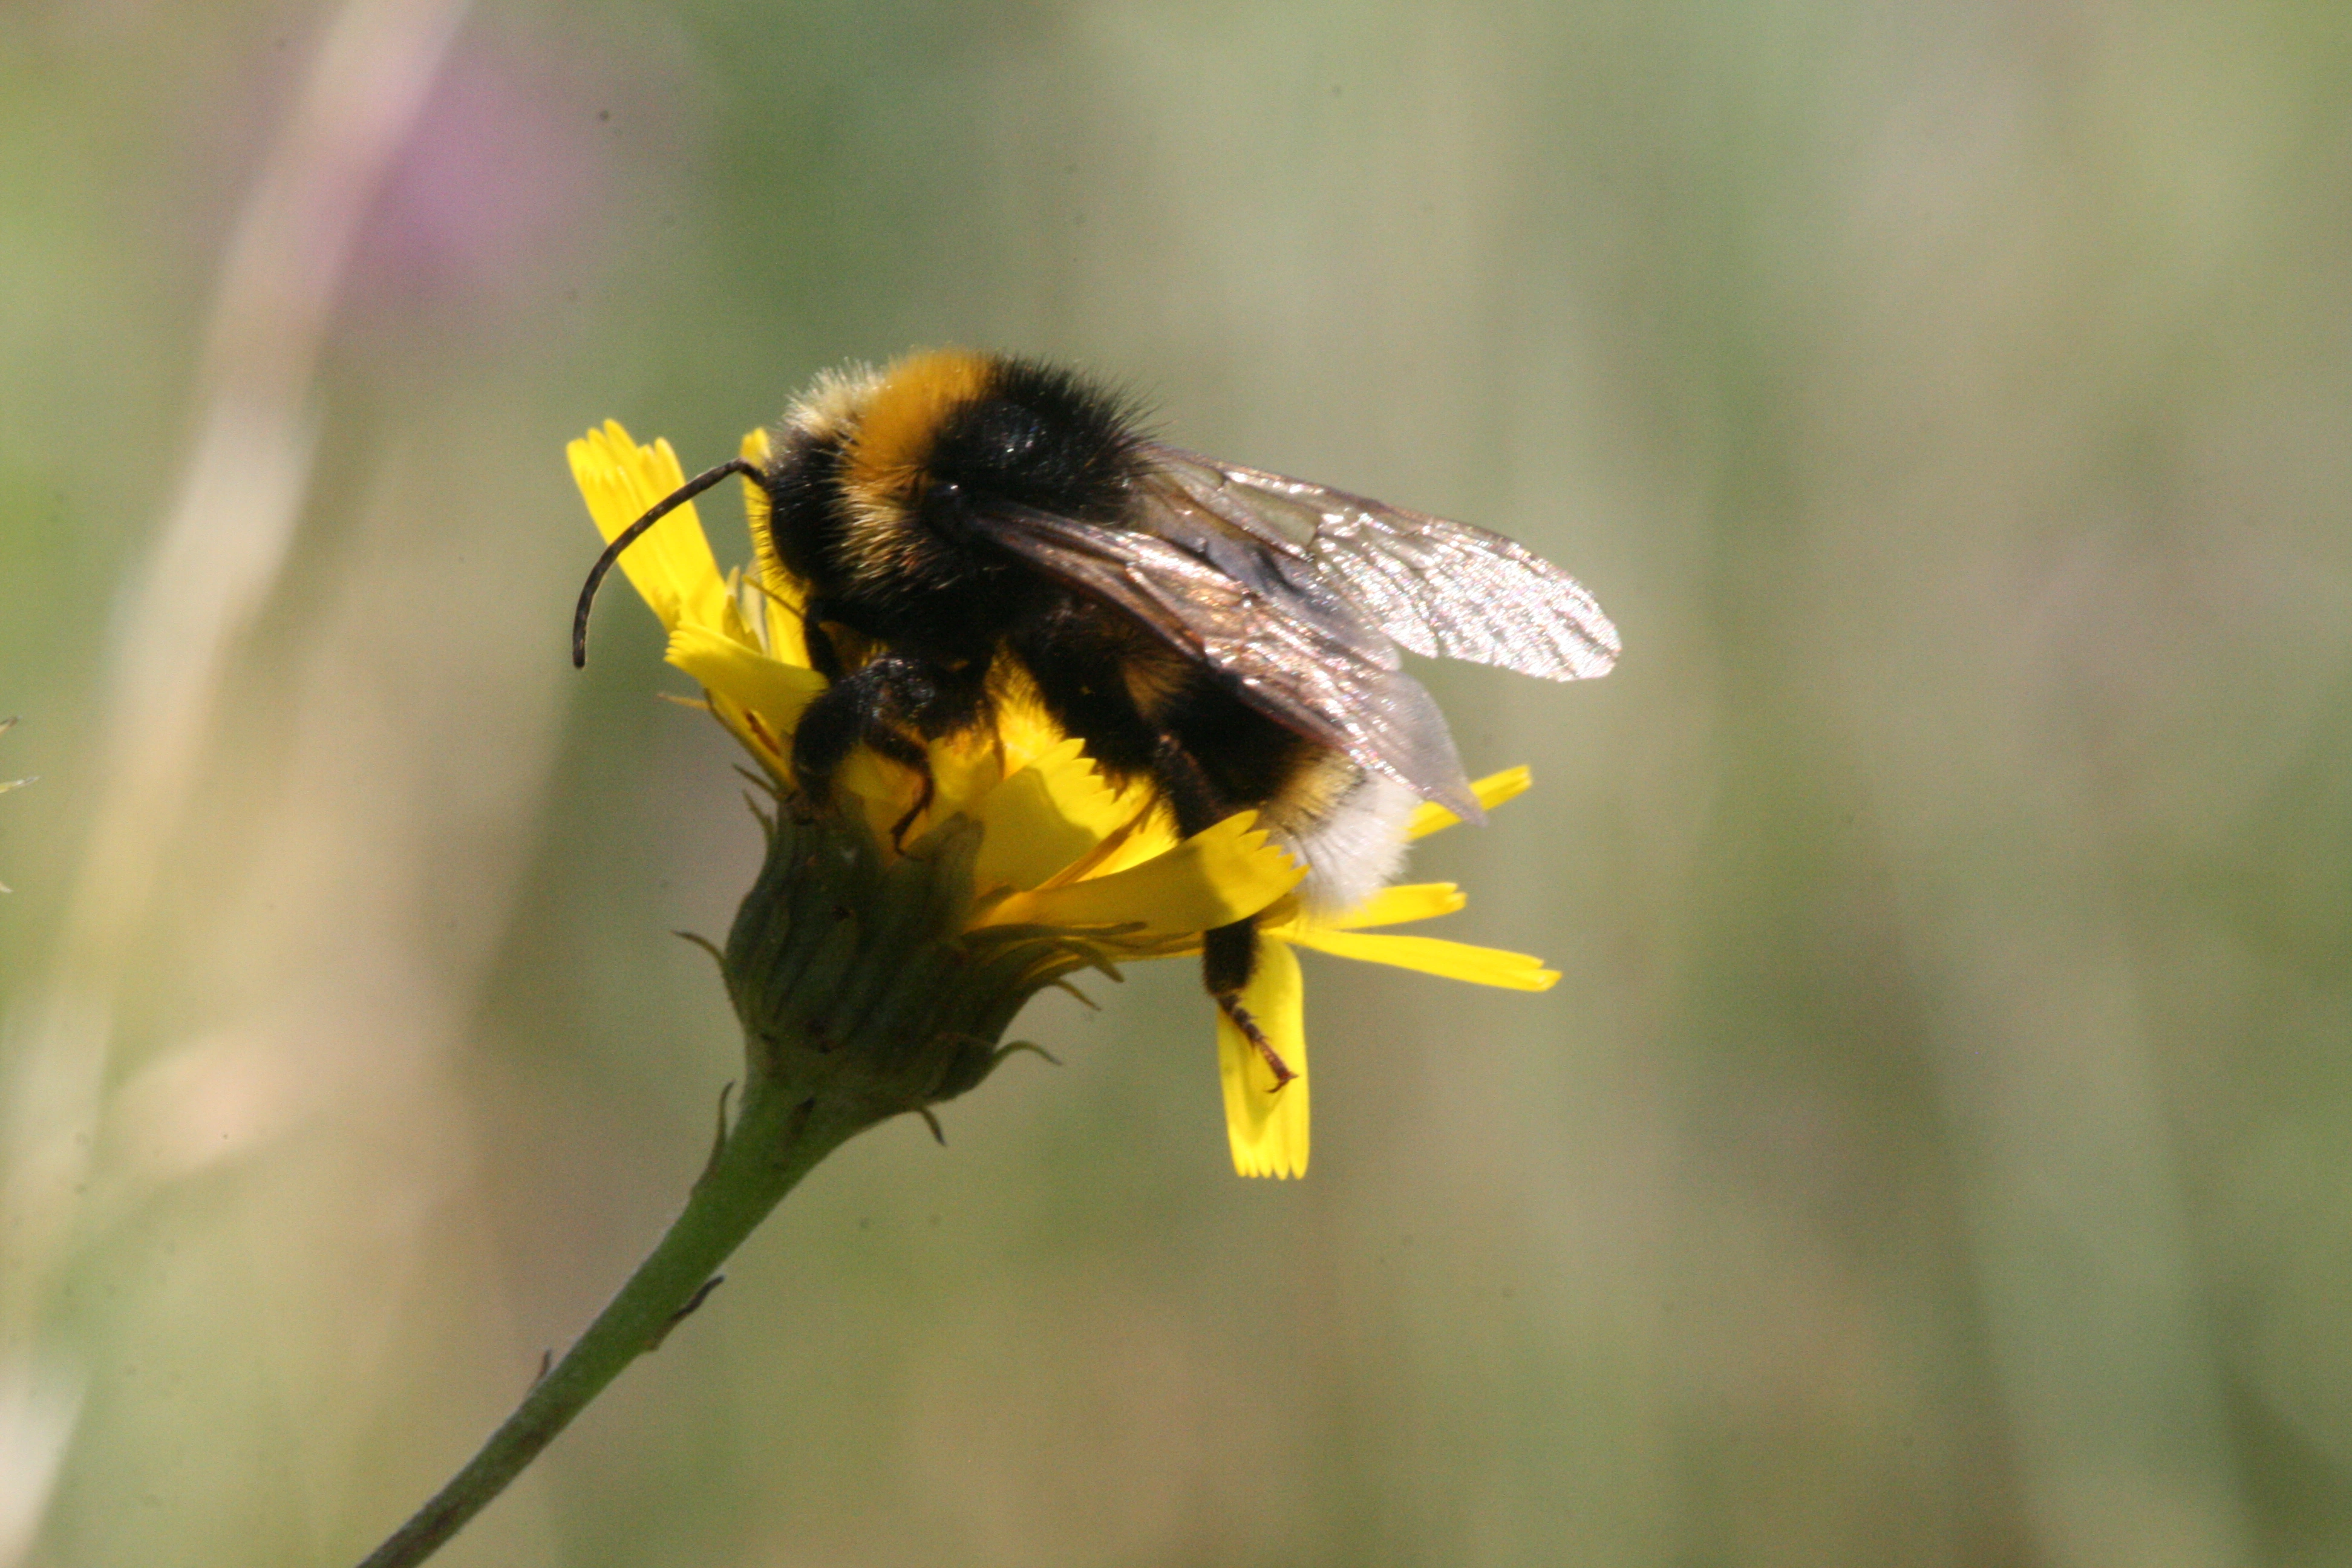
352, 1082, 868, 1568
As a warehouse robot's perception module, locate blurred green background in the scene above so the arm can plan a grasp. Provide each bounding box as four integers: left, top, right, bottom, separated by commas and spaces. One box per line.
5, 1, 2350, 1564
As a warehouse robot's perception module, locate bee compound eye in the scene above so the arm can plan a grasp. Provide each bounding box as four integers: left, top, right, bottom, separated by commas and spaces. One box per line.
925, 478, 968, 518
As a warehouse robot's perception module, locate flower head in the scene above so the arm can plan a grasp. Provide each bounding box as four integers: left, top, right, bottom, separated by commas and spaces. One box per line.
570, 422, 1561, 1177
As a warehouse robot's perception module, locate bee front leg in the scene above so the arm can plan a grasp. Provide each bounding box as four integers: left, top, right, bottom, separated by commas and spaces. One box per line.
789, 656, 935, 843
797, 595, 854, 683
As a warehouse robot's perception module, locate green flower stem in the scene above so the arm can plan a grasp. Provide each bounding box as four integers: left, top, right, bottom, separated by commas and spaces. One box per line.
352, 1081, 869, 1568
353, 802, 1102, 1567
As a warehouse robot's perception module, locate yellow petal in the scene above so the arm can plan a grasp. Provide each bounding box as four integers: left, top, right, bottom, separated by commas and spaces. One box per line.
1021, 737, 1132, 844
835, 753, 923, 838
666, 623, 827, 738
925, 730, 1010, 821
971, 766, 1091, 892
981, 813, 1302, 940
1284, 928, 1560, 990
567, 422, 736, 638
1317, 881, 1466, 932
1057, 805, 1183, 882
971, 738, 1125, 892
982, 675, 1109, 788
756, 583, 811, 671
1218, 937, 1308, 1178
702, 688, 791, 779
1407, 765, 1534, 840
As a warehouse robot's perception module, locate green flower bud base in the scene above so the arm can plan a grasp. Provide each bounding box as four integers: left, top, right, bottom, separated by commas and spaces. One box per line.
724, 800, 1112, 1119
353, 802, 1112, 1568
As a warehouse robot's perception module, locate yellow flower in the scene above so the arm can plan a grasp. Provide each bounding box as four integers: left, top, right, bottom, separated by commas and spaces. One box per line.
569, 422, 1560, 1179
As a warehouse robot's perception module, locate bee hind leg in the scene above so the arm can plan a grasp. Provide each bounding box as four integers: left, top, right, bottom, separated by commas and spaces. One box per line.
1220, 996, 1298, 1089
1205, 920, 1296, 1089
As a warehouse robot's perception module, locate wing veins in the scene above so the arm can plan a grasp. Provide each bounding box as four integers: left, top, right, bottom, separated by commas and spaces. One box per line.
1141, 442, 1621, 682
967, 501, 1478, 816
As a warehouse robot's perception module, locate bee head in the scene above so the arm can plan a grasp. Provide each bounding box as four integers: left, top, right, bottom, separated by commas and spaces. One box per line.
839, 348, 996, 523
843, 350, 1141, 538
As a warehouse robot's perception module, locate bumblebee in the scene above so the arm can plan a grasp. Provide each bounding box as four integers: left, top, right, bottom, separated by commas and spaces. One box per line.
574, 350, 1618, 1085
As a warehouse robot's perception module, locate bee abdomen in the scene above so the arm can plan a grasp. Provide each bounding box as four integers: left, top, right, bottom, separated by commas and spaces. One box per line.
1262, 758, 1417, 914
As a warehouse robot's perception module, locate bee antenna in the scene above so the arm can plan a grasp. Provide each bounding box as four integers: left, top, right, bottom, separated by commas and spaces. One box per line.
572, 458, 762, 667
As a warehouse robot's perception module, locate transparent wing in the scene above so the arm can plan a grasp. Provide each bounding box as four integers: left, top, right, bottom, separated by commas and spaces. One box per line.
968, 501, 1481, 820
1140, 443, 1621, 681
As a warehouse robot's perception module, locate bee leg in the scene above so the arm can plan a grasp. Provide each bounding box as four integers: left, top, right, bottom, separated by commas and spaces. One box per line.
1130, 738, 1299, 1089
1219, 996, 1297, 1089
1005, 635, 1298, 1080
887, 776, 936, 850
887, 660, 995, 846
1204, 918, 1296, 1089
1202, 918, 1258, 994
789, 656, 934, 837
798, 595, 852, 683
